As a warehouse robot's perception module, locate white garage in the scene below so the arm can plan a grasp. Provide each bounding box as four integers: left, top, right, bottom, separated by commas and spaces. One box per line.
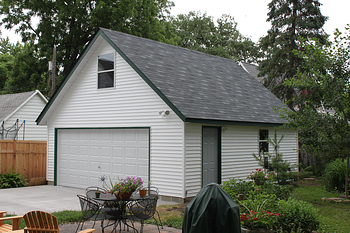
57, 128, 149, 189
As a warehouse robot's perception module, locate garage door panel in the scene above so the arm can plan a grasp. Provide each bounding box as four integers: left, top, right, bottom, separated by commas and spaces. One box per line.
101, 146, 112, 157
138, 165, 148, 177
79, 145, 89, 156
90, 131, 100, 141
125, 164, 136, 175
125, 148, 136, 158
100, 162, 111, 172
101, 132, 112, 141
69, 159, 78, 169
138, 148, 148, 159
89, 146, 99, 157
69, 145, 79, 155
112, 163, 123, 174
79, 160, 88, 171
58, 129, 149, 189
113, 147, 123, 157
89, 161, 100, 172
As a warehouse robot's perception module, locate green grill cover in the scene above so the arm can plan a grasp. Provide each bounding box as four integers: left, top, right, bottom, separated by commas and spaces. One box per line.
182, 183, 241, 233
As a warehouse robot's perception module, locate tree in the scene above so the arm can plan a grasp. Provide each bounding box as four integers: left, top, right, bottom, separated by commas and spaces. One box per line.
258, 0, 328, 110
0, 0, 177, 79
0, 38, 46, 95
4, 42, 47, 94
171, 11, 262, 63
282, 25, 350, 197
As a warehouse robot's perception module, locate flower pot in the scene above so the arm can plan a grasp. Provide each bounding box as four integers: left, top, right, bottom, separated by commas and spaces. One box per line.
241, 228, 274, 233
95, 192, 101, 198
114, 192, 132, 200
254, 179, 265, 186
139, 189, 147, 197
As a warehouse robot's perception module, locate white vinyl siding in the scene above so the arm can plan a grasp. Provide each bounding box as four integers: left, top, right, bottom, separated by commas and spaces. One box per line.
221, 126, 260, 182
5, 93, 47, 141
46, 38, 184, 198
184, 124, 299, 198
184, 123, 202, 197
221, 126, 298, 182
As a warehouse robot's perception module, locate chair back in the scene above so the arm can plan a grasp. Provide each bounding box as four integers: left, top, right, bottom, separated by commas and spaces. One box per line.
23, 211, 59, 233
130, 196, 158, 220
149, 186, 159, 198
77, 195, 102, 220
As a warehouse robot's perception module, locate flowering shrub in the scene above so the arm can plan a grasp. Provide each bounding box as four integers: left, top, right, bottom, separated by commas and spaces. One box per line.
104, 176, 143, 195
241, 211, 279, 229
247, 168, 270, 181
239, 190, 279, 229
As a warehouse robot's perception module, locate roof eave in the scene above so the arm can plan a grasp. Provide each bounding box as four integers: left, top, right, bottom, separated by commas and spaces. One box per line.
184, 118, 285, 127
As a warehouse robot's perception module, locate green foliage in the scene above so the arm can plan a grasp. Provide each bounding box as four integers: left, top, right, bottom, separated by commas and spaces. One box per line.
254, 128, 298, 185
259, 0, 328, 109
324, 158, 348, 192
221, 177, 293, 203
281, 25, 350, 195
51, 211, 83, 225
0, 0, 177, 83
221, 178, 256, 202
276, 198, 320, 233
170, 11, 262, 63
239, 191, 279, 229
0, 171, 28, 189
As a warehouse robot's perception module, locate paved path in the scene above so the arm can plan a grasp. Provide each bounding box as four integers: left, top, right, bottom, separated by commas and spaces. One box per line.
1, 185, 182, 232
1, 185, 177, 215
61, 220, 182, 233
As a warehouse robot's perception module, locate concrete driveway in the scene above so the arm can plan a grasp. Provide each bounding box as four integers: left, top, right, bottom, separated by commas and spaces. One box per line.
1, 185, 177, 215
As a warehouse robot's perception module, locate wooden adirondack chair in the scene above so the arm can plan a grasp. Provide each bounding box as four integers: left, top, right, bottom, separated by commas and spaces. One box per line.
0, 211, 23, 232
23, 211, 95, 233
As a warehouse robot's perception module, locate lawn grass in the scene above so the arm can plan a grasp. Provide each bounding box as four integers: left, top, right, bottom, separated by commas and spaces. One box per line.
291, 179, 350, 233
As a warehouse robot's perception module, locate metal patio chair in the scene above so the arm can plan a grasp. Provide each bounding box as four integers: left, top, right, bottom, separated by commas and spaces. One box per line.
125, 196, 161, 233
76, 195, 118, 233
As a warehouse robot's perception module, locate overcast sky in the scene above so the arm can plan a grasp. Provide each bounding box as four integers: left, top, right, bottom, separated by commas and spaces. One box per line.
1, 0, 349, 43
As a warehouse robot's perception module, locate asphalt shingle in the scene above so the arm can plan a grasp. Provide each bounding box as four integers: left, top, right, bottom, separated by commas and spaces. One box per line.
101, 28, 285, 125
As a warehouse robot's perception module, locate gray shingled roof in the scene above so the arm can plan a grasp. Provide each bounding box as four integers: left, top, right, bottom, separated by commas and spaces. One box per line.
240, 62, 265, 83
100, 28, 285, 125
0, 91, 36, 122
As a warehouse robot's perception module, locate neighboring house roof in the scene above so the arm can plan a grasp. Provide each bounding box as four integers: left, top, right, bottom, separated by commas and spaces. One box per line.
37, 28, 287, 126
0, 90, 47, 122
239, 62, 265, 83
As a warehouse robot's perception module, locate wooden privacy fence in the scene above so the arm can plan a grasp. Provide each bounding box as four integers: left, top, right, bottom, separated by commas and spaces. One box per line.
0, 140, 47, 186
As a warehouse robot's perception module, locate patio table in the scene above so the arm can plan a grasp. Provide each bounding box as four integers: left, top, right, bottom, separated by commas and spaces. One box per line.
94, 193, 144, 233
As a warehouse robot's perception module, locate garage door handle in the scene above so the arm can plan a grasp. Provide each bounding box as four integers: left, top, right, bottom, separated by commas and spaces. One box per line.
98, 166, 101, 168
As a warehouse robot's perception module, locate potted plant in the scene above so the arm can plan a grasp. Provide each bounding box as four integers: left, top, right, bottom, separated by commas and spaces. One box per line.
105, 176, 143, 199
247, 169, 270, 185
95, 190, 101, 198
139, 187, 147, 197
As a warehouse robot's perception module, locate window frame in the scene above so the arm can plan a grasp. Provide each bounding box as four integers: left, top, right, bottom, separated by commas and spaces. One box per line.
258, 129, 269, 155
97, 53, 115, 89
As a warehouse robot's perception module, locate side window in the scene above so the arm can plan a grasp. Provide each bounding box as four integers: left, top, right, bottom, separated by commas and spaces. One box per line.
98, 53, 114, 89
259, 129, 269, 154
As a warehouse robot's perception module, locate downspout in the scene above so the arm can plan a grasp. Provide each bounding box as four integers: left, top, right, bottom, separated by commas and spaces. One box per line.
182, 122, 186, 202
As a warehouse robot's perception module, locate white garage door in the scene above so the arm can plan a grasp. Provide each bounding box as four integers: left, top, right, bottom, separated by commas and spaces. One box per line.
57, 128, 149, 189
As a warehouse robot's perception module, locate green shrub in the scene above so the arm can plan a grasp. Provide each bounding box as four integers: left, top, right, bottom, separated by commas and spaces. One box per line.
277, 198, 319, 233
239, 191, 279, 229
323, 158, 348, 192
221, 178, 256, 202
221, 178, 294, 202
0, 171, 28, 189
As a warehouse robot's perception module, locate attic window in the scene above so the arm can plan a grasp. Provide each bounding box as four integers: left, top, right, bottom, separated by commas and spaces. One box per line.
98, 53, 114, 89
259, 129, 269, 154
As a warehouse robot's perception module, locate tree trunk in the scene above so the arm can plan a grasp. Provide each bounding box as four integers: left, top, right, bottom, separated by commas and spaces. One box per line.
346, 148, 349, 199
